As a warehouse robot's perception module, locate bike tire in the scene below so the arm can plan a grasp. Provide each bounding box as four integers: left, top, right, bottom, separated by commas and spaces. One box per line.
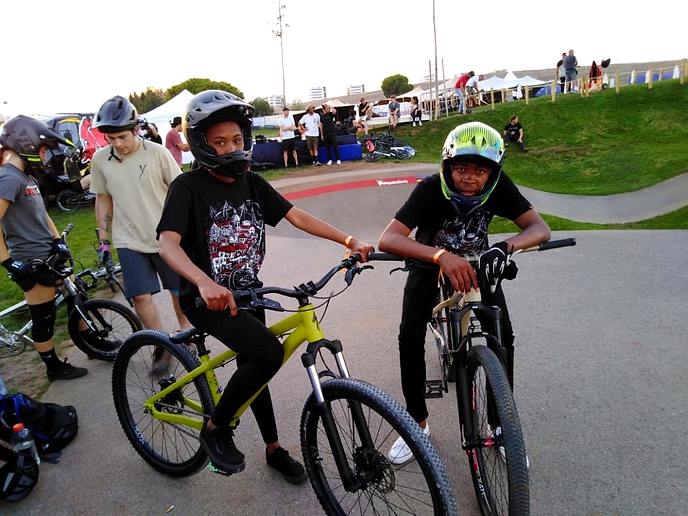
55, 190, 81, 213
0, 331, 30, 359
466, 344, 529, 515
392, 149, 412, 160
364, 152, 381, 162
112, 330, 212, 477
301, 377, 457, 516
67, 298, 142, 361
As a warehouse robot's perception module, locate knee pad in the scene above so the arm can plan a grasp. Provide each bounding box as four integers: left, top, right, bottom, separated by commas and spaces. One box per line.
29, 300, 57, 342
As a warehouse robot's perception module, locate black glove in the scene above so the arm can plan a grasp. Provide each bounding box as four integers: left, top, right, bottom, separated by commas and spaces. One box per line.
51, 237, 72, 271
2, 258, 36, 292
477, 241, 511, 293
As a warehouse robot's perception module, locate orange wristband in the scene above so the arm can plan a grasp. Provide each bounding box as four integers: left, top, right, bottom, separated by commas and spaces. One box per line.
344, 235, 354, 247
432, 249, 446, 264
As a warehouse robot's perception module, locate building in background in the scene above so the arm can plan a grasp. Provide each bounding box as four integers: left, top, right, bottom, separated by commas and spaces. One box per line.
347, 85, 365, 95
308, 86, 327, 101
266, 94, 285, 109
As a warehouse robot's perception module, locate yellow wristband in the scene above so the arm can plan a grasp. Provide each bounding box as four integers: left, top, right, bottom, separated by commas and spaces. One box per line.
432, 249, 446, 264
344, 235, 354, 247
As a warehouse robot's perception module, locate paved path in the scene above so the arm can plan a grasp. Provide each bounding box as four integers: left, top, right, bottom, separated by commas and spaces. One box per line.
10, 164, 688, 516
272, 164, 688, 224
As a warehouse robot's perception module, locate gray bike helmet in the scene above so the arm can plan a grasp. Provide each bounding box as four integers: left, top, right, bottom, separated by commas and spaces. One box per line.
183, 90, 255, 178
439, 121, 505, 210
0, 115, 71, 174
93, 96, 138, 133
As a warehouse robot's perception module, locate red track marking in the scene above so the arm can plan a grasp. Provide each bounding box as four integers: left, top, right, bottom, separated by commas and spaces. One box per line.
283, 176, 424, 200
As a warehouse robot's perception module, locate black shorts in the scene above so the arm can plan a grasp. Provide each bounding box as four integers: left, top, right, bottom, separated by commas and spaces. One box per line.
281, 138, 296, 152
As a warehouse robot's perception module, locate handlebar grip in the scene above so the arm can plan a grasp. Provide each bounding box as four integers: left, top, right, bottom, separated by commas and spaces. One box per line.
538, 238, 577, 251
195, 297, 206, 309
61, 223, 74, 238
367, 252, 405, 262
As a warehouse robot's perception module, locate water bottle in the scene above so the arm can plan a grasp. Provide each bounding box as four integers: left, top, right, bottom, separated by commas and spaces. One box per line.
11, 422, 41, 465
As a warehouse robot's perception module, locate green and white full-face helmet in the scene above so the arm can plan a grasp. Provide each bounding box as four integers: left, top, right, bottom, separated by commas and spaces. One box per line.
439, 121, 505, 209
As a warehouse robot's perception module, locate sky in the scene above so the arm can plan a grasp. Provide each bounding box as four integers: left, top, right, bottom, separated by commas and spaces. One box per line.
1, 0, 684, 116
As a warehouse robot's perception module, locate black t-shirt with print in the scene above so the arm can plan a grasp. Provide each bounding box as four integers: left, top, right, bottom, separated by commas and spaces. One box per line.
394, 172, 532, 256
157, 169, 293, 310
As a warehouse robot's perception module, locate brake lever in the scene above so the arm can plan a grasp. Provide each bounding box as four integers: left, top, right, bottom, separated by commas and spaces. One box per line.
344, 264, 373, 285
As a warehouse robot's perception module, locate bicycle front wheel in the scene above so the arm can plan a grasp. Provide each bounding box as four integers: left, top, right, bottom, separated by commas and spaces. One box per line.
466, 344, 529, 515
301, 378, 457, 515
68, 298, 142, 361
112, 330, 212, 477
364, 152, 381, 162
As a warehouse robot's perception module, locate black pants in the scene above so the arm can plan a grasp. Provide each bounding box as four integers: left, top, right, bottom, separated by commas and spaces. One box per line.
186, 306, 283, 444
505, 130, 527, 152
322, 132, 340, 161
411, 108, 422, 123
398, 266, 515, 423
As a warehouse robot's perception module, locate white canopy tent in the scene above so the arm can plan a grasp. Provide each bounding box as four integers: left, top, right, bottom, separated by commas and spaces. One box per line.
140, 89, 194, 164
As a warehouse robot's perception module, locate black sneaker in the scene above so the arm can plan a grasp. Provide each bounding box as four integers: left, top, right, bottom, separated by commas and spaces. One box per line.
47, 359, 88, 382
199, 423, 245, 474
266, 446, 307, 484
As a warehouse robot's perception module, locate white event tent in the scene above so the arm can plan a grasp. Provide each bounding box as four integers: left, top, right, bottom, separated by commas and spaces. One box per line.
140, 89, 194, 164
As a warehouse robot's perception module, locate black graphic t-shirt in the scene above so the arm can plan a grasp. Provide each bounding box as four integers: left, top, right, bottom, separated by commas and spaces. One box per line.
394, 172, 532, 256
157, 169, 292, 309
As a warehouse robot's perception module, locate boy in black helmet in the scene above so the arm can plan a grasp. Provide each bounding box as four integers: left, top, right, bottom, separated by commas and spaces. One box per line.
157, 90, 374, 482
0, 115, 88, 381
378, 121, 550, 464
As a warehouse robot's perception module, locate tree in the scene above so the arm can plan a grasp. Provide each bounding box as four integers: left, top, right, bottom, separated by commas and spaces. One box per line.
249, 98, 274, 117
129, 88, 166, 114
166, 79, 245, 100
381, 74, 413, 98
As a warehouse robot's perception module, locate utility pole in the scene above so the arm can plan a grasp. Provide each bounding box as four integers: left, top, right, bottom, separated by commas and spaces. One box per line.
432, 0, 439, 120
272, 2, 288, 107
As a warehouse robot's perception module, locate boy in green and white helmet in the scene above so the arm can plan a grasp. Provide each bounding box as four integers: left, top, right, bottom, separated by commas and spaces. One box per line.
378, 121, 550, 464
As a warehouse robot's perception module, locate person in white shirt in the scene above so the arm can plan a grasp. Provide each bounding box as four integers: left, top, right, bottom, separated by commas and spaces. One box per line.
298, 106, 321, 166
277, 107, 299, 168
465, 74, 484, 109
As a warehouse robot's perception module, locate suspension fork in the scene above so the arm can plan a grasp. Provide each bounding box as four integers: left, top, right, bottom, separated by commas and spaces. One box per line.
302, 338, 366, 492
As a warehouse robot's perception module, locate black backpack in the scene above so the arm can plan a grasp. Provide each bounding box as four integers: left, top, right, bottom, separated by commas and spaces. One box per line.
0, 392, 78, 457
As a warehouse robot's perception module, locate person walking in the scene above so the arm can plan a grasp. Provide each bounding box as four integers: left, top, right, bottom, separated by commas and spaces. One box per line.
319, 104, 341, 165
165, 116, 189, 168
564, 49, 579, 93
0, 116, 88, 381
90, 96, 190, 373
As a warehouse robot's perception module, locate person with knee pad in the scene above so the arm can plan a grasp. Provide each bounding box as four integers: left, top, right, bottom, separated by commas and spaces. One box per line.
0, 115, 88, 381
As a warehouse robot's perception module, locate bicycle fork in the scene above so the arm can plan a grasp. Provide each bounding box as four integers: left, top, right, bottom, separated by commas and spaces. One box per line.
301, 338, 369, 492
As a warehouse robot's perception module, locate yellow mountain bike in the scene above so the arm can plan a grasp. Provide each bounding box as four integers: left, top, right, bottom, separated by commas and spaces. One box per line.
111, 254, 457, 516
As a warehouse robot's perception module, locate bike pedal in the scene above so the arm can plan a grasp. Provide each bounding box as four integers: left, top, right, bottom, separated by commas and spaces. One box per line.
208, 462, 233, 476
424, 380, 444, 398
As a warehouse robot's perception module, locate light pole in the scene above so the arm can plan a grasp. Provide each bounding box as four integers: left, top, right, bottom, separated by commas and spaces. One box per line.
272, 2, 288, 107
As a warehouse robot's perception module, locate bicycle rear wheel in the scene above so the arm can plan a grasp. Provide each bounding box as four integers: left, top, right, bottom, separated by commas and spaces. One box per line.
112, 330, 212, 477
68, 298, 142, 361
55, 190, 81, 212
364, 152, 381, 162
466, 344, 529, 515
301, 378, 457, 515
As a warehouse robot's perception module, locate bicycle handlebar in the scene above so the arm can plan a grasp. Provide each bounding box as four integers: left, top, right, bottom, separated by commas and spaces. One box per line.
195, 254, 372, 311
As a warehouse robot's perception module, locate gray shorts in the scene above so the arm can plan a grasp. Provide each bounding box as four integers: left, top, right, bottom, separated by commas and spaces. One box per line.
117, 248, 180, 298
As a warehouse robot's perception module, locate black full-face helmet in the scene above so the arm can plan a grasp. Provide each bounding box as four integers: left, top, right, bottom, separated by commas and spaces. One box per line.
183, 90, 255, 178
93, 96, 138, 133
439, 121, 505, 210
0, 115, 71, 175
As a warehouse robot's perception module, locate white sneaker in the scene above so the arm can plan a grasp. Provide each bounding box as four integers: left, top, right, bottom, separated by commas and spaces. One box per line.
388, 423, 430, 465
336, 160, 341, 165
419, 121, 423, 126
413, 122, 416, 127
326, 160, 332, 166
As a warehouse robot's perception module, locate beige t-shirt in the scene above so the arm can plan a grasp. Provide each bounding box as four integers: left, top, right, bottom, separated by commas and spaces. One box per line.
90, 140, 181, 253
